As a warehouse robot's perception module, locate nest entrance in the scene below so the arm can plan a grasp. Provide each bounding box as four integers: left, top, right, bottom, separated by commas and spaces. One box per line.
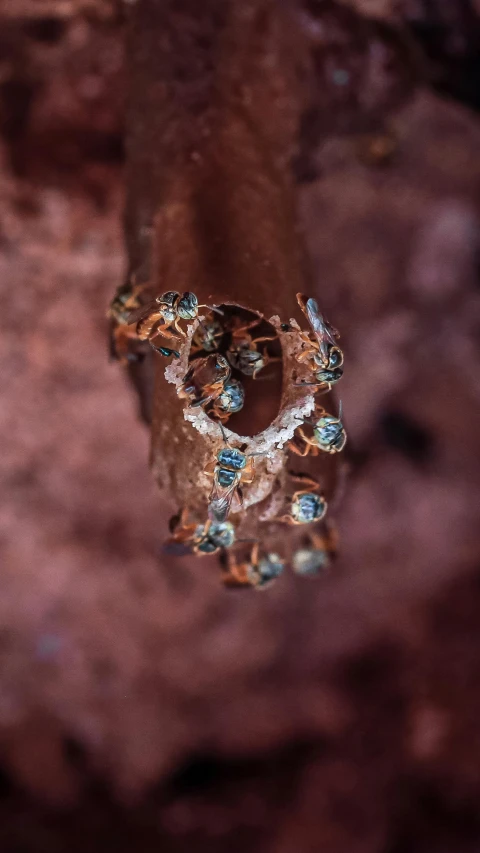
188, 304, 283, 437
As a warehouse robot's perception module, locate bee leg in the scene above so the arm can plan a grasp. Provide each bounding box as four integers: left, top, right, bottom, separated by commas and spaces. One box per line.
251, 353, 281, 380
152, 324, 182, 342
287, 427, 316, 457
251, 362, 264, 380
222, 556, 251, 588
288, 472, 321, 491
173, 318, 188, 338
287, 439, 310, 457
188, 394, 213, 409
250, 335, 277, 345
311, 522, 338, 556
232, 487, 244, 513
148, 326, 182, 356
297, 426, 318, 446
110, 324, 145, 364
291, 488, 315, 502
231, 318, 262, 337
296, 349, 315, 365
149, 341, 180, 358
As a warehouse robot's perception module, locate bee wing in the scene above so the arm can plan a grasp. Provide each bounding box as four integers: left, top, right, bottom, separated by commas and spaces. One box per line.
162, 538, 195, 556
297, 293, 338, 363
125, 298, 160, 326
208, 478, 237, 523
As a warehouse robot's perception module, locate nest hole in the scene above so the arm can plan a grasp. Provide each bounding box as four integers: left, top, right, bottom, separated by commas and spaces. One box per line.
188, 304, 283, 437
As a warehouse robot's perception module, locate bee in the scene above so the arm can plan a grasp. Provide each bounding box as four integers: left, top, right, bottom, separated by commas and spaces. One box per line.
288, 404, 347, 457
209, 378, 245, 423
206, 445, 257, 523
108, 278, 146, 362
178, 354, 231, 409
108, 282, 184, 361
222, 542, 285, 589
277, 472, 328, 525
226, 316, 278, 379
127, 290, 223, 353
164, 508, 236, 556
191, 314, 225, 355
295, 293, 344, 391
292, 524, 338, 576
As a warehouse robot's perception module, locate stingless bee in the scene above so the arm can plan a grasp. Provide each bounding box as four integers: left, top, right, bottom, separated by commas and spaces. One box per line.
164, 508, 236, 556
226, 316, 278, 379
277, 472, 328, 525
209, 378, 245, 423
292, 524, 338, 576
288, 404, 347, 457
178, 354, 231, 409
222, 542, 285, 589
206, 444, 258, 523
191, 314, 225, 355
295, 293, 344, 391
127, 290, 223, 353
108, 278, 146, 362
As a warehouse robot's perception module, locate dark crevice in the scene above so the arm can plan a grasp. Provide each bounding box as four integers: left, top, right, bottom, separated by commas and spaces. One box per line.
405, 1, 480, 113
380, 410, 433, 465
384, 776, 480, 853
0, 765, 15, 800
162, 739, 313, 801
24, 18, 67, 44
62, 737, 88, 772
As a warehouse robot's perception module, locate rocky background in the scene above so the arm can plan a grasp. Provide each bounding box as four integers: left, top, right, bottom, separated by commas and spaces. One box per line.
0, 0, 480, 850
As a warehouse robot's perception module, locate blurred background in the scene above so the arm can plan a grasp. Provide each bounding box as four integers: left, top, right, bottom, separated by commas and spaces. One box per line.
0, 0, 480, 850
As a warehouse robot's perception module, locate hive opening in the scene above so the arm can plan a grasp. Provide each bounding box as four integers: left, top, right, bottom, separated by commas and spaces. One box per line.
186, 304, 283, 437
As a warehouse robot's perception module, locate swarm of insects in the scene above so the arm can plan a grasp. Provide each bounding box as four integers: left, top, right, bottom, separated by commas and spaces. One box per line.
168, 293, 345, 578
110, 281, 348, 587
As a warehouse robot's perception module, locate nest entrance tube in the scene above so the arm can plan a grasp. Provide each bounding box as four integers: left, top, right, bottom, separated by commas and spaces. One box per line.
187, 305, 283, 437
157, 303, 330, 526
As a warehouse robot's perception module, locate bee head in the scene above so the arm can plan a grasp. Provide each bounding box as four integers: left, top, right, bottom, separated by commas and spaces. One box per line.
177, 291, 199, 320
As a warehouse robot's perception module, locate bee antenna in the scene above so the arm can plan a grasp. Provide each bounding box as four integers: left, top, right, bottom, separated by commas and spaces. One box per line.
338, 399, 343, 420
219, 423, 229, 444
199, 304, 224, 316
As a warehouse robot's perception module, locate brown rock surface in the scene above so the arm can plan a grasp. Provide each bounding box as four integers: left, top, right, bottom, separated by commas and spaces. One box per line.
0, 1, 480, 851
